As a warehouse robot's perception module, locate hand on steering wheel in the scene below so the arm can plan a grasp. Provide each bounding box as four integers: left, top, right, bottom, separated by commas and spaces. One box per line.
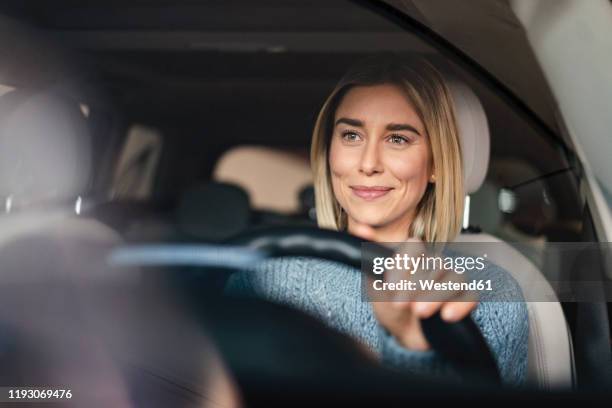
351, 224, 478, 352
229, 225, 500, 384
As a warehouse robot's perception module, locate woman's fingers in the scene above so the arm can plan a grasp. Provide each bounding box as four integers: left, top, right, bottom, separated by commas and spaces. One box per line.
412, 301, 444, 319
373, 301, 430, 351
440, 300, 478, 322
440, 285, 479, 322
397, 315, 430, 351
411, 284, 478, 322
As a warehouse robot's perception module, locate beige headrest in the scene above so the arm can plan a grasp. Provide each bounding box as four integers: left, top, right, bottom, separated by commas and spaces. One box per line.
0, 90, 92, 204
446, 80, 490, 195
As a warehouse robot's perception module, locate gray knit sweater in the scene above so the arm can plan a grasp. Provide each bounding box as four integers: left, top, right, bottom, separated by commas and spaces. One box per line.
226, 256, 529, 387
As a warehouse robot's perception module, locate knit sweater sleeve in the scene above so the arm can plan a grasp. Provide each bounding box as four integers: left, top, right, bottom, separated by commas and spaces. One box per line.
224, 256, 528, 387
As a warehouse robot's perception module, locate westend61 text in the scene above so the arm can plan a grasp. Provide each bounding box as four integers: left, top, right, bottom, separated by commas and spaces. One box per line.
372, 279, 493, 292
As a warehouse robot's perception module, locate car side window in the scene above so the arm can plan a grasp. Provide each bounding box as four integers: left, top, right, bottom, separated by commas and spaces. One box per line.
110, 124, 163, 200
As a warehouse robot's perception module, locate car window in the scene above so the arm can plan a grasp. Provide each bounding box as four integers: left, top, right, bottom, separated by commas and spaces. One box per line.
213, 145, 312, 214
110, 124, 163, 200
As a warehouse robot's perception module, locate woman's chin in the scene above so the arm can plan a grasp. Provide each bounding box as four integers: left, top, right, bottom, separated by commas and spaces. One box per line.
347, 212, 391, 230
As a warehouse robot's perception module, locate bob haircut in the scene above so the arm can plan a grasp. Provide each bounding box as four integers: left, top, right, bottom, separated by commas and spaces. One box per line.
310, 55, 463, 243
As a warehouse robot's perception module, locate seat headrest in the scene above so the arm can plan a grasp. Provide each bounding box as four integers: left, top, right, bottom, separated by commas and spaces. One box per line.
176, 182, 251, 242
446, 80, 490, 195
0, 90, 92, 206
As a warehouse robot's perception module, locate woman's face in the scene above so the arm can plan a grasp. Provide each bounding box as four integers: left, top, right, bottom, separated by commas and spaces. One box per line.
329, 84, 433, 234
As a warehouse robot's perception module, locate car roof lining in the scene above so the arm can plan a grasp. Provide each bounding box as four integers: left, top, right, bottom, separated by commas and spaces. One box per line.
0, 0, 560, 136
0, 0, 581, 214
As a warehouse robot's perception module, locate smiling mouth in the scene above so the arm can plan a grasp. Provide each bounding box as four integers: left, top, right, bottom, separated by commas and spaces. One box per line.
350, 185, 394, 201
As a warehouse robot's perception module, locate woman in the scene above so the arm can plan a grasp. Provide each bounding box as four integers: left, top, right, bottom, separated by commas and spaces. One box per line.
227, 55, 528, 386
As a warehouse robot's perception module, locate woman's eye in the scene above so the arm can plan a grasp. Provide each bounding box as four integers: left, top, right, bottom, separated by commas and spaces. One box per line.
387, 134, 411, 145
341, 131, 362, 143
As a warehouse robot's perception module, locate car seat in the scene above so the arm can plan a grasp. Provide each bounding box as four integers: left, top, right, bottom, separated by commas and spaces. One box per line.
447, 79, 574, 389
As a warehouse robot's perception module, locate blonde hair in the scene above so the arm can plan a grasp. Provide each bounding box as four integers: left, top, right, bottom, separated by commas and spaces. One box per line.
310, 56, 463, 243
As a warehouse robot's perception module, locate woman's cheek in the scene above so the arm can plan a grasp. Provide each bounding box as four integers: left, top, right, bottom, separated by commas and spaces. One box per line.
329, 142, 357, 179
329, 144, 357, 209
387, 151, 430, 184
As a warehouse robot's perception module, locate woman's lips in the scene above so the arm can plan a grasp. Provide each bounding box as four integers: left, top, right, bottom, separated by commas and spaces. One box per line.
350, 185, 393, 200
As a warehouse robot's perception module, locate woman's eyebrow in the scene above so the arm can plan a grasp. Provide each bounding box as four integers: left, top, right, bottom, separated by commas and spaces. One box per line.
386, 123, 421, 136
335, 117, 363, 128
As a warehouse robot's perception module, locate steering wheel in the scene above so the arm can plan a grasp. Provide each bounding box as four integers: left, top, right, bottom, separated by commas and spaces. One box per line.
228, 225, 501, 384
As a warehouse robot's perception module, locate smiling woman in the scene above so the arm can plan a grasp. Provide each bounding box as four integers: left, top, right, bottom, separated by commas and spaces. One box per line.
227, 54, 529, 386
330, 84, 436, 241
311, 56, 463, 243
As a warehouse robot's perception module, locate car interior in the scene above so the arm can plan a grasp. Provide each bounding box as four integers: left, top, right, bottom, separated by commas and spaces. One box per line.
0, 0, 611, 405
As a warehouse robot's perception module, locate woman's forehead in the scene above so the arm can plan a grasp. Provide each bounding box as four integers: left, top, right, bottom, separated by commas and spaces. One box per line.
335, 84, 422, 127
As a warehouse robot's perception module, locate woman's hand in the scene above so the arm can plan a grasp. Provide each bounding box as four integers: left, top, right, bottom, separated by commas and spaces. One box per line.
352, 224, 478, 351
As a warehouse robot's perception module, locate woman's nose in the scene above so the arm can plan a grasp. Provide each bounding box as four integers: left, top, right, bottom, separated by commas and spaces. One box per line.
359, 140, 383, 175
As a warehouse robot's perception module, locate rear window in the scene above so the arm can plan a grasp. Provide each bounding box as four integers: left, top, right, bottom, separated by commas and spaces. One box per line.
213, 145, 312, 214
